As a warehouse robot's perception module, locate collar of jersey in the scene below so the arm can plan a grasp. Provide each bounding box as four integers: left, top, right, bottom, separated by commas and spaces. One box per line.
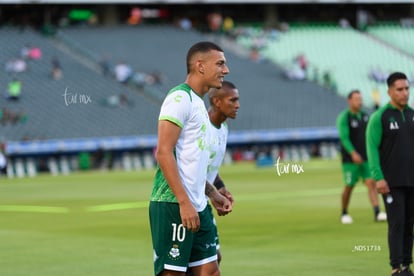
386, 102, 410, 111
183, 83, 204, 100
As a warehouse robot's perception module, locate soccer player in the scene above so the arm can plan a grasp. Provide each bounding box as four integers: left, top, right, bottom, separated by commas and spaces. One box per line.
149, 41, 230, 276
206, 80, 239, 261
186, 81, 239, 276
336, 90, 386, 224
366, 72, 414, 276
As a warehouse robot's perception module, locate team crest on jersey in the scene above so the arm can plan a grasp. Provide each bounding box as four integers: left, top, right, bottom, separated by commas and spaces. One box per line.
363, 115, 369, 122
351, 120, 358, 128
168, 244, 181, 260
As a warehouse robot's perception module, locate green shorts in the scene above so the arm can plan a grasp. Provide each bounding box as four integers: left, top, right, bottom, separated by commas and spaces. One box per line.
341, 162, 372, 186
149, 201, 217, 275
207, 203, 220, 250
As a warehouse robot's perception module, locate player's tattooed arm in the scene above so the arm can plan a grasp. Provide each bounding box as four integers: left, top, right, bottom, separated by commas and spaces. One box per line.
205, 182, 232, 216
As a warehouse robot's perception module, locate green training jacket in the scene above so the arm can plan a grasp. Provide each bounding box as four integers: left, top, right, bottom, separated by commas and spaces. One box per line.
336, 109, 369, 163
366, 103, 414, 188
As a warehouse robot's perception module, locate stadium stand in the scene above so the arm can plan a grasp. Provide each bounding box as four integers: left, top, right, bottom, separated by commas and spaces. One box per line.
0, 27, 160, 141
236, 24, 414, 108
59, 24, 347, 131
367, 23, 414, 57
1, 24, 348, 177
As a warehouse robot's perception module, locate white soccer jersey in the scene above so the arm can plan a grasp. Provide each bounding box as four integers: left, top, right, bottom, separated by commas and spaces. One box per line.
154, 83, 211, 212
207, 121, 228, 185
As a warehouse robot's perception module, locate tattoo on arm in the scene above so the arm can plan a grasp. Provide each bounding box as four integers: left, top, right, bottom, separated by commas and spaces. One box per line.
205, 183, 215, 197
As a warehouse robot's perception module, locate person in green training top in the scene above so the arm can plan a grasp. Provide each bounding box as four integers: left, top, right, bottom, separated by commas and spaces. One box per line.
336, 90, 386, 224
366, 72, 414, 276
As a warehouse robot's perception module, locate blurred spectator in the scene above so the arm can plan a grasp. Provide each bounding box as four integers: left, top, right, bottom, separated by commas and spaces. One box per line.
369, 66, 387, 83
51, 56, 63, 80
249, 46, 261, 63
13, 58, 27, 73
296, 53, 308, 72
28, 47, 42, 60
5, 58, 27, 74
279, 22, 290, 32
339, 18, 351, 28
114, 61, 132, 84
252, 35, 267, 50
5, 59, 16, 74
207, 12, 223, 33
128, 7, 142, 25
312, 66, 320, 83
371, 87, 381, 110
323, 70, 338, 92
357, 9, 369, 31
20, 44, 31, 59
284, 63, 306, 81
102, 93, 133, 108
131, 70, 163, 89
99, 55, 111, 77
222, 16, 234, 36
178, 17, 192, 31
5, 78, 22, 101
0, 107, 27, 125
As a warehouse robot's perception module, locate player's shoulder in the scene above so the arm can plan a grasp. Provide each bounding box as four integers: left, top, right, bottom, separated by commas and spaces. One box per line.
406, 105, 414, 113
166, 83, 193, 102
222, 121, 229, 130
369, 104, 390, 122
336, 109, 349, 123
337, 108, 349, 117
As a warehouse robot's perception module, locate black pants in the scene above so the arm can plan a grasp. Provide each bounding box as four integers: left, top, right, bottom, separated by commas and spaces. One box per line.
382, 188, 414, 269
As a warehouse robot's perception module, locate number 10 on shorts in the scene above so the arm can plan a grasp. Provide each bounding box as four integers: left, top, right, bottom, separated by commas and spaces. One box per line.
172, 223, 186, 242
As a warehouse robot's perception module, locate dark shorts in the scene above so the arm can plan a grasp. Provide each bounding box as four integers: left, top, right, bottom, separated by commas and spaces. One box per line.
149, 201, 217, 275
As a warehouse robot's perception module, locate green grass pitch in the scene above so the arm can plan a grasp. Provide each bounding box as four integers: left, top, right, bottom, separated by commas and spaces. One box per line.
0, 159, 389, 275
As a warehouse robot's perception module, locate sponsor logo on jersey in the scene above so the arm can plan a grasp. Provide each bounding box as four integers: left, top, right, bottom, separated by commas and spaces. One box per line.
390, 121, 399, 130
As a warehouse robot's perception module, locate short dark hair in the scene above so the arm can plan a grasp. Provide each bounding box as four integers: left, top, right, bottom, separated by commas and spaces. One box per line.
347, 89, 360, 99
209, 80, 237, 105
186, 41, 223, 74
387, 72, 408, 87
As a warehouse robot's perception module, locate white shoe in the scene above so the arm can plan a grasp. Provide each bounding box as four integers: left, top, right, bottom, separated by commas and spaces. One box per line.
341, 214, 353, 224
376, 212, 387, 222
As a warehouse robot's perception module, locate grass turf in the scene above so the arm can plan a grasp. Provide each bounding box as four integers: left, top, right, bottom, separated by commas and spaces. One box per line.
0, 159, 389, 275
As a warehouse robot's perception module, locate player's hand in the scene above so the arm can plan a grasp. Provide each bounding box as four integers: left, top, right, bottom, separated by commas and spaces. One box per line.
218, 187, 234, 207
351, 151, 363, 164
376, 179, 390, 195
210, 190, 232, 216
179, 201, 200, 232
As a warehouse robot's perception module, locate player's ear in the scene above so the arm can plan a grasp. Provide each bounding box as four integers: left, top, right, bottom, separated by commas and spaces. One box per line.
196, 60, 205, 74
213, 97, 221, 107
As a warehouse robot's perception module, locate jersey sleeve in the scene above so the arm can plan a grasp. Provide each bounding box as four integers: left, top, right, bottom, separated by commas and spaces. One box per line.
158, 90, 191, 128
366, 110, 384, 181
336, 111, 355, 154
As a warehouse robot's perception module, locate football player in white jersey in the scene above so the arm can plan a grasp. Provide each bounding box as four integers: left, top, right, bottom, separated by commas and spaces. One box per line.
149, 41, 230, 276
206, 80, 240, 264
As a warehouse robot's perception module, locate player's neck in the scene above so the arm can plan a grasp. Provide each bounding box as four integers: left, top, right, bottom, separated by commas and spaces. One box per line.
184, 78, 208, 98
389, 100, 406, 111
209, 109, 225, 127
349, 107, 360, 114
